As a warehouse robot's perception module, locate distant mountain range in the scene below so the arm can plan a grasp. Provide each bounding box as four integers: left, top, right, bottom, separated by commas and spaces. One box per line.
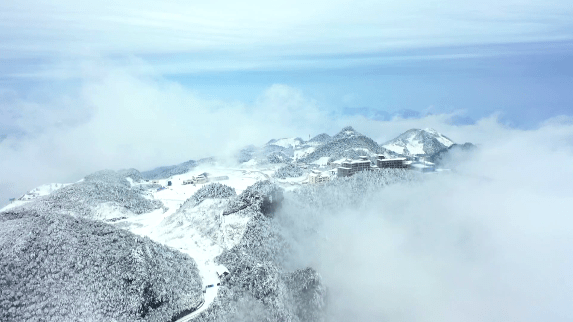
1, 124, 476, 322
382, 128, 455, 156
236, 126, 469, 167
134, 126, 473, 177
342, 107, 477, 126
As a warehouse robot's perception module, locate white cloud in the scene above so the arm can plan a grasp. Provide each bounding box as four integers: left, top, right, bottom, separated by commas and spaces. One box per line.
280, 120, 573, 321
0, 63, 336, 203
1, 0, 572, 74
0, 60, 570, 211
1, 59, 572, 321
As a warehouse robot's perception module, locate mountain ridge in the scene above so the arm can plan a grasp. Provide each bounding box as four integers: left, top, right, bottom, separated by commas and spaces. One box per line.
383, 128, 454, 156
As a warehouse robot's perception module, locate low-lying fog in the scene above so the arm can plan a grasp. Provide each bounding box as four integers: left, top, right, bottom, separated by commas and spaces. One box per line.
280, 120, 573, 321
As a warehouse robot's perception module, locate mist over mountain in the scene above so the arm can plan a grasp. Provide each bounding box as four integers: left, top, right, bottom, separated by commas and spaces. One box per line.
0, 125, 436, 321
2, 0, 572, 320
428, 142, 478, 166
234, 126, 462, 169
2, 121, 573, 322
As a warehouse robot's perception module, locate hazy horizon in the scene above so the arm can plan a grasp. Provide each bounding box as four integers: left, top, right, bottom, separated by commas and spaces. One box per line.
1, 2, 572, 320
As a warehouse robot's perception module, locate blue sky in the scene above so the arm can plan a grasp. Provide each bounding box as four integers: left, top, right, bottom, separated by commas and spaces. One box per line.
1, 0, 572, 131
1, 0, 572, 143
161, 40, 573, 128
2, 4, 573, 318
1, 0, 573, 201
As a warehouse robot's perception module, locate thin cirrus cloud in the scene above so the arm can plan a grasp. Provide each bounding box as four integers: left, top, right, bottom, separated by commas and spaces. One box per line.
1, 0, 572, 73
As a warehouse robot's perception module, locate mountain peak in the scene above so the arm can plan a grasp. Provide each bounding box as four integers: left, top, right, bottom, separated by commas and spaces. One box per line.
309, 133, 331, 143
383, 128, 454, 156
333, 126, 362, 140
423, 128, 439, 135
266, 137, 304, 149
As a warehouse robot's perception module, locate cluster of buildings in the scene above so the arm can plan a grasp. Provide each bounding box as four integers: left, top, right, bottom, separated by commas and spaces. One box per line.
335, 155, 410, 177
308, 170, 331, 184
181, 174, 230, 185
305, 154, 435, 184
183, 173, 209, 185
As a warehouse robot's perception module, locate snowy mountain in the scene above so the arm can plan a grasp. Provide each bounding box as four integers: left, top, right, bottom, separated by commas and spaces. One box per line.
1, 125, 462, 321
308, 133, 331, 144
17, 170, 163, 221
297, 126, 395, 164
0, 207, 203, 322
428, 142, 477, 166
141, 159, 198, 180
13, 183, 69, 202
383, 128, 455, 156
1, 163, 330, 321
238, 126, 401, 166
266, 137, 305, 149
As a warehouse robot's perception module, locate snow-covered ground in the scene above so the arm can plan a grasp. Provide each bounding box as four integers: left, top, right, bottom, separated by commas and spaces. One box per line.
115, 164, 275, 319
312, 156, 330, 166
424, 128, 454, 147
268, 137, 303, 149
294, 146, 316, 160
0, 162, 274, 319
382, 143, 407, 155
383, 128, 454, 156
1, 182, 70, 211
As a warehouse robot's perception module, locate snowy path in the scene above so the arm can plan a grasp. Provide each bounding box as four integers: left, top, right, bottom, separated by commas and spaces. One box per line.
121, 177, 238, 321
2, 165, 260, 320
173, 272, 220, 322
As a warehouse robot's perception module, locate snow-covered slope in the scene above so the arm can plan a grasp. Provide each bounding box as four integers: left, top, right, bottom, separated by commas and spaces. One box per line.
266, 137, 304, 149
298, 126, 395, 163
1, 125, 461, 321
2, 182, 70, 211
383, 128, 454, 156
238, 126, 402, 166
308, 133, 331, 144
0, 207, 203, 322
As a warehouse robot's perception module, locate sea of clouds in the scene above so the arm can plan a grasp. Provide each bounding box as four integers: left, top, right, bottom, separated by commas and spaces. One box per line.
279, 117, 573, 321
1, 61, 572, 321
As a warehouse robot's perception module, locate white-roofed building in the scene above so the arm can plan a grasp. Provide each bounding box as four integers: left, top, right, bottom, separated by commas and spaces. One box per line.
337, 156, 371, 177
377, 155, 409, 169
308, 170, 331, 184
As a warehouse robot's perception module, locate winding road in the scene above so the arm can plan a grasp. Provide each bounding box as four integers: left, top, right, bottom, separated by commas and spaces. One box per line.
174, 272, 222, 321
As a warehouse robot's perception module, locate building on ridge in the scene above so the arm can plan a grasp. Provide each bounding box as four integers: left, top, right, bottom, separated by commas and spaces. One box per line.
182, 174, 209, 185
377, 155, 409, 169
337, 156, 371, 177
308, 170, 331, 184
